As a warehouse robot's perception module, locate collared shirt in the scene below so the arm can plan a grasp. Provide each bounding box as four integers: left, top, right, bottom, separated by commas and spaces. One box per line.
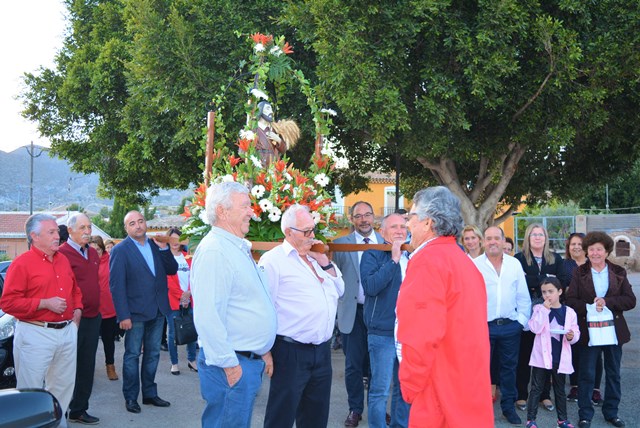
259, 240, 345, 345
190, 226, 276, 368
474, 253, 531, 327
133, 237, 155, 276
66, 237, 88, 259
592, 265, 609, 297
355, 232, 377, 304
0, 246, 83, 322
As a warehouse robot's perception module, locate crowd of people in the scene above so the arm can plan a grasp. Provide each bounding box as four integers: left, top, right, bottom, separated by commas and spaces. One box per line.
0, 183, 636, 428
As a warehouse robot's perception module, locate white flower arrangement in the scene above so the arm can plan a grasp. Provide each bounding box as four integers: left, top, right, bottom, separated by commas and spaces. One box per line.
250, 155, 263, 169
254, 43, 265, 52
251, 185, 266, 198
259, 198, 274, 211
314, 173, 329, 187
269, 46, 282, 56
310, 211, 321, 224
240, 129, 256, 140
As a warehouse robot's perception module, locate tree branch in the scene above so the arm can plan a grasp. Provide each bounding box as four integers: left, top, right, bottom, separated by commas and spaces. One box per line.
512, 38, 555, 122
493, 204, 515, 225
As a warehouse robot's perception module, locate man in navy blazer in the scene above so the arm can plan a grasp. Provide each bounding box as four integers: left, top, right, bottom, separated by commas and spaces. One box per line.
332, 201, 384, 427
110, 210, 178, 414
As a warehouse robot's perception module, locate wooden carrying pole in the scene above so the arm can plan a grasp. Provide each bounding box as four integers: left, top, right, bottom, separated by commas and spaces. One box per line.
204, 111, 216, 187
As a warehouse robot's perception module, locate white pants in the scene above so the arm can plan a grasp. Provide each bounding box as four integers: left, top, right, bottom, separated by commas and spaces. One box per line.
14, 321, 78, 427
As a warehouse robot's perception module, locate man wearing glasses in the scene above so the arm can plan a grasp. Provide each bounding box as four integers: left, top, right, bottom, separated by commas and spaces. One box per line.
333, 201, 384, 427
259, 204, 344, 427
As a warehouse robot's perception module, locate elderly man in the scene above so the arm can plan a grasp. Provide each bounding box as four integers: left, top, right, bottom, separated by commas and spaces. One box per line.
0, 214, 83, 428
360, 213, 410, 428
333, 201, 383, 427
474, 226, 531, 425
259, 204, 344, 428
109, 210, 177, 414
396, 187, 493, 426
190, 181, 277, 428
58, 213, 101, 425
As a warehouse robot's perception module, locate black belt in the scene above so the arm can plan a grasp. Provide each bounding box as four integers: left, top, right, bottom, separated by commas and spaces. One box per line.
24, 320, 72, 329
489, 318, 513, 326
276, 335, 328, 348
235, 351, 262, 360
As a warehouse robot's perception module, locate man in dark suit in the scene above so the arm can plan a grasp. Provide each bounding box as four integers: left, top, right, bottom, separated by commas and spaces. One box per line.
109, 210, 178, 414
332, 201, 384, 427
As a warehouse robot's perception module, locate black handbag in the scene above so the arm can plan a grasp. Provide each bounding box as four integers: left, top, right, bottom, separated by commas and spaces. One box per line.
173, 307, 198, 345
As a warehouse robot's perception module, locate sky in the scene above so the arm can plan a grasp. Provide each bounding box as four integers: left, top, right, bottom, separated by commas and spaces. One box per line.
0, 0, 66, 153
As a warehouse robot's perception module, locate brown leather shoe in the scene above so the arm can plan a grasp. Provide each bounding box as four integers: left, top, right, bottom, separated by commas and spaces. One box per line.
344, 411, 362, 427
106, 364, 118, 380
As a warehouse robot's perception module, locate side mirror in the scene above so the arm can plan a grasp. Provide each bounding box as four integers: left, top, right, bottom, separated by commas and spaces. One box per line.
0, 388, 62, 428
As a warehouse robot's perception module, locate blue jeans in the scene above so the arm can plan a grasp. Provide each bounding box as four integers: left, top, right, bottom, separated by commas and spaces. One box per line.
198, 350, 264, 428
122, 313, 164, 401
577, 344, 623, 421
166, 308, 197, 365
367, 334, 409, 428
488, 319, 522, 413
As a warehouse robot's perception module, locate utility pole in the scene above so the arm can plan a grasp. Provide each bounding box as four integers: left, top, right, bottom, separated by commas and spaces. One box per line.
25, 141, 45, 215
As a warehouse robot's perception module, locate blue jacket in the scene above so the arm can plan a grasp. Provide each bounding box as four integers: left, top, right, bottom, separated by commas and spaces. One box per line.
109, 236, 178, 322
360, 248, 402, 337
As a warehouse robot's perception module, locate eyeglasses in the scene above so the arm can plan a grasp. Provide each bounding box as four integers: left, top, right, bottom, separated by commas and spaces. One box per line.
530, 233, 545, 238
290, 227, 317, 237
352, 212, 374, 220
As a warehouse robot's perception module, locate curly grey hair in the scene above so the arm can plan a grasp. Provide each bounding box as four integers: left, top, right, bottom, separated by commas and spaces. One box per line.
412, 186, 464, 238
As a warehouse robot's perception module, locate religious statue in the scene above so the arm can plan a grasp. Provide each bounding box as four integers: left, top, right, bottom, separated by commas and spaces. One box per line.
254, 101, 300, 167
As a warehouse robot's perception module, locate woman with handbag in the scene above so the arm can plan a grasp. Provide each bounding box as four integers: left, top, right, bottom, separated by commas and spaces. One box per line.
566, 231, 636, 428
165, 227, 198, 375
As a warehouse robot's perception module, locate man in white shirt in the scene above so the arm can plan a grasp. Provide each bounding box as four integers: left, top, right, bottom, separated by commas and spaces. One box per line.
259, 204, 345, 428
474, 226, 531, 426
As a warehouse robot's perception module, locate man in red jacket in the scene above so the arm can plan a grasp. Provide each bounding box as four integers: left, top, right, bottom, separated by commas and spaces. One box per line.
0, 214, 83, 428
59, 213, 102, 425
396, 186, 494, 427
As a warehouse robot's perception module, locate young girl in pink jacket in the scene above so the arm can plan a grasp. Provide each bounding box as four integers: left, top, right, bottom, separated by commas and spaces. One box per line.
526, 277, 580, 428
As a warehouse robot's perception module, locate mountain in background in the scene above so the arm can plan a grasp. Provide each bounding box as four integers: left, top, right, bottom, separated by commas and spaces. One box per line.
0, 146, 191, 213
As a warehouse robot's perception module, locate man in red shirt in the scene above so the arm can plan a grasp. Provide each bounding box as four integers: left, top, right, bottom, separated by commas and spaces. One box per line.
58, 213, 101, 425
0, 214, 83, 428
396, 187, 493, 427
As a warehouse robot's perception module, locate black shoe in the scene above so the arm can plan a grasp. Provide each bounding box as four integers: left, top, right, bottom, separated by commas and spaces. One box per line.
503, 411, 522, 426
578, 421, 591, 428
125, 400, 141, 414
68, 412, 100, 425
606, 417, 625, 427
160, 343, 169, 351
188, 361, 198, 372
142, 396, 170, 407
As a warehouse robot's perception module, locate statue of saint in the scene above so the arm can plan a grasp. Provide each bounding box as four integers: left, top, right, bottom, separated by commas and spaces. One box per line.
254, 101, 300, 167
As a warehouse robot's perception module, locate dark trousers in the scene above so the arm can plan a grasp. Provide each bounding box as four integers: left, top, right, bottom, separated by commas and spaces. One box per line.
488, 319, 521, 413
100, 316, 118, 365
569, 347, 603, 389
69, 315, 101, 416
342, 304, 369, 414
527, 365, 568, 421
577, 344, 623, 421
516, 330, 551, 401
264, 338, 332, 428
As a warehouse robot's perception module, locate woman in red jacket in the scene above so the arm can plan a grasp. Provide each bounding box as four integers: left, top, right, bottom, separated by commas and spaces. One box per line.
89, 235, 118, 381
165, 228, 197, 375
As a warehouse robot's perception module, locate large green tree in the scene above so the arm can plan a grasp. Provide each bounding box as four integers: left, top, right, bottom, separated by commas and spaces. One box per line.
285, 0, 640, 227
21, 0, 319, 204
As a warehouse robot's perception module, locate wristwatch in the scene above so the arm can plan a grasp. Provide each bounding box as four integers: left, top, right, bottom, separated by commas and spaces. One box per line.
320, 263, 334, 271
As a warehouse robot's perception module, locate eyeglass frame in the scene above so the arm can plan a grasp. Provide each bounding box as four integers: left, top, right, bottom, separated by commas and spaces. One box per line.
289, 226, 317, 237
351, 212, 374, 220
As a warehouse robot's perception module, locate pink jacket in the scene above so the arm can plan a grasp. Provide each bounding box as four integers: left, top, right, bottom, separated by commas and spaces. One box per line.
528, 304, 580, 374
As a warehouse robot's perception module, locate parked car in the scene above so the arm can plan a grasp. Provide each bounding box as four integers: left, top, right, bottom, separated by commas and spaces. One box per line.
0, 261, 10, 280
0, 388, 62, 427
0, 274, 17, 389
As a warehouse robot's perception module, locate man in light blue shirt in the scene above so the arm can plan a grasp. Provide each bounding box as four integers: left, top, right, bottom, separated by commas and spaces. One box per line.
190, 181, 277, 428
474, 226, 531, 425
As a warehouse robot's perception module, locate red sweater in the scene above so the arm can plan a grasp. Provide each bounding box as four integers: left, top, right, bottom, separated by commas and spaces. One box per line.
0, 246, 83, 322
97, 252, 116, 318
59, 242, 101, 318
396, 236, 493, 427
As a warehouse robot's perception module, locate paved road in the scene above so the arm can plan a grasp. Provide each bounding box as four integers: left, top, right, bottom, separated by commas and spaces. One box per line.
85, 273, 640, 427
